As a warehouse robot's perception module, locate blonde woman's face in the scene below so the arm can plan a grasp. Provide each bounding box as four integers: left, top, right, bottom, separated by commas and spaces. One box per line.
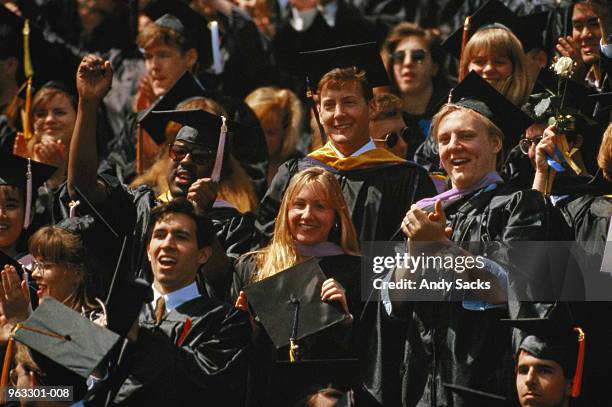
288, 184, 336, 246
468, 50, 513, 87
33, 93, 76, 145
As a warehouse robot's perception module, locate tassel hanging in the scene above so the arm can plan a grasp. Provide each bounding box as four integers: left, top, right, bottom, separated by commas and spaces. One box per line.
211, 116, 227, 183
571, 326, 586, 398
23, 158, 32, 229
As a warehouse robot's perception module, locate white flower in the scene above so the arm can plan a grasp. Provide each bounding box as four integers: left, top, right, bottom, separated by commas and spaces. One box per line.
552, 57, 575, 78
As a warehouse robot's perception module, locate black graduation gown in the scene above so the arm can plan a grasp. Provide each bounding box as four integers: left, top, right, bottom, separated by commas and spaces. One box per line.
58, 174, 254, 299
113, 293, 251, 406
231, 254, 365, 407
255, 157, 436, 246
397, 184, 562, 407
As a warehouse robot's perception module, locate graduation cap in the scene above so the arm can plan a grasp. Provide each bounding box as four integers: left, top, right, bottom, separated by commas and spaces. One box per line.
449, 71, 534, 152
442, 0, 542, 59
142, 0, 213, 68
12, 297, 121, 378
298, 42, 390, 92
56, 215, 95, 238
0, 143, 57, 228
589, 92, 612, 116
519, 11, 554, 53
532, 68, 597, 117
137, 71, 207, 144
501, 305, 586, 397
0, 6, 21, 59
243, 258, 349, 351
443, 383, 509, 407
148, 108, 246, 182
0, 5, 80, 89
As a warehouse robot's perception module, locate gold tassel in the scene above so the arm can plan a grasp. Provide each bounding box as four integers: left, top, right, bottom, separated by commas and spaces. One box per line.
22, 19, 34, 140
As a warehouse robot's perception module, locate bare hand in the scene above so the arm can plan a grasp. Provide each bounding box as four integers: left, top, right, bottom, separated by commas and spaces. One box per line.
0, 265, 30, 326
402, 200, 451, 242
321, 278, 349, 315
234, 291, 249, 312
76, 55, 113, 102
535, 125, 558, 174
555, 36, 587, 79
187, 178, 219, 214
33, 140, 66, 167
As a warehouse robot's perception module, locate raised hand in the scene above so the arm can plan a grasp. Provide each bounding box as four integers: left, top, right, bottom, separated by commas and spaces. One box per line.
402, 200, 450, 242
76, 55, 113, 103
555, 36, 587, 80
0, 265, 30, 326
33, 139, 66, 167
187, 178, 219, 214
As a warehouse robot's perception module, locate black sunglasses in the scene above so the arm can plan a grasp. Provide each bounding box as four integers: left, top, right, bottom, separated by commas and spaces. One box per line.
518, 136, 543, 155
168, 144, 214, 165
374, 128, 409, 149
392, 49, 427, 64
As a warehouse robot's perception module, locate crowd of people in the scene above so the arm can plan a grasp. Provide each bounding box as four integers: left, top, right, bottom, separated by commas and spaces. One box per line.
0, 0, 611, 406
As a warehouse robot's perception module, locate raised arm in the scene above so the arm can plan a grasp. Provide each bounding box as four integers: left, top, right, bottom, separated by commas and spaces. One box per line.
67, 55, 113, 203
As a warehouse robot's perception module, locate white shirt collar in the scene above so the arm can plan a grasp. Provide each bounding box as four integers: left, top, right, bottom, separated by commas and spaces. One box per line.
290, 0, 337, 31
152, 282, 200, 312
329, 138, 377, 158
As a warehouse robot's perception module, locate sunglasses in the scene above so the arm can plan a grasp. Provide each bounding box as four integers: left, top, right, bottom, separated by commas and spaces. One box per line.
392, 49, 428, 64
168, 144, 214, 165
518, 136, 543, 155
373, 128, 408, 149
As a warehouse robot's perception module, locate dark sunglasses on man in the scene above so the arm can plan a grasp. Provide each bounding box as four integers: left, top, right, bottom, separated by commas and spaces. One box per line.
373, 127, 409, 149
391, 49, 427, 65
168, 143, 215, 165
518, 136, 543, 155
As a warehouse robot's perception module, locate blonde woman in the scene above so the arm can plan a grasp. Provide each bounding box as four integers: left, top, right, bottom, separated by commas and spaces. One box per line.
459, 27, 531, 106
245, 87, 303, 184
232, 166, 362, 406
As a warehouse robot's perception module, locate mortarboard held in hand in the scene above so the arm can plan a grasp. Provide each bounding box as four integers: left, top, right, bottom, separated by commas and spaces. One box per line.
448, 71, 534, 154
12, 297, 121, 378
442, 0, 543, 59
243, 258, 350, 352
137, 72, 208, 145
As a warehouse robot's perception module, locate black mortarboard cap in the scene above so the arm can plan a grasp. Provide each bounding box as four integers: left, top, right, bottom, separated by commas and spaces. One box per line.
589, 92, 612, 116
519, 11, 553, 52
449, 71, 534, 152
298, 42, 389, 91
148, 108, 232, 149
443, 383, 509, 407
137, 71, 207, 144
532, 68, 597, 117
0, 142, 56, 192
12, 297, 121, 378
56, 215, 95, 238
442, 0, 541, 59
243, 258, 349, 349
142, 0, 213, 67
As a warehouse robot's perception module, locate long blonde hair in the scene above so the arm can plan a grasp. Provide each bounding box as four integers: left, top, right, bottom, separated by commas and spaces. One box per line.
251, 167, 360, 281
459, 27, 531, 106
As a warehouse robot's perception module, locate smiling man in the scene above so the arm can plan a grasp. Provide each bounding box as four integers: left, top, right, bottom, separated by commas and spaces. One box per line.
256, 43, 435, 244
112, 198, 250, 406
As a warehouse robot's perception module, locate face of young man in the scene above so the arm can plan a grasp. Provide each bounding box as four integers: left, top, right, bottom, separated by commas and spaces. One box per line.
318, 80, 372, 157
147, 212, 211, 294
516, 350, 571, 407
166, 140, 215, 198
143, 44, 197, 97
572, 2, 602, 66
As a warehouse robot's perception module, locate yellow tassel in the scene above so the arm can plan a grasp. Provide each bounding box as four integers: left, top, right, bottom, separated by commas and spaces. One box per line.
558, 135, 582, 175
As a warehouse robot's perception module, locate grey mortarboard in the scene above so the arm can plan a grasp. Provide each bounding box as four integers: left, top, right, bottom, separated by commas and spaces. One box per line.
137, 72, 207, 144
12, 297, 121, 379
448, 71, 534, 154
243, 257, 349, 350
442, 0, 544, 59
298, 42, 390, 92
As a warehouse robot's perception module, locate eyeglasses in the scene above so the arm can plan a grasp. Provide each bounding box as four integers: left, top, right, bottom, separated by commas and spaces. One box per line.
30, 260, 57, 275
518, 136, 543, 155
392, 49, 428, 64
168, 144, 214, 165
